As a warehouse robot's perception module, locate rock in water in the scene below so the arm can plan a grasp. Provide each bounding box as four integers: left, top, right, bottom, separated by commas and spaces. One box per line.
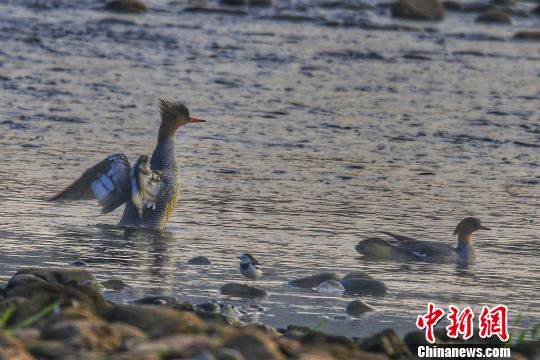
391, 0, 445, 21
316, 280, 345, 295
187, 256, 212, 265
514, 31, 540, 41
442, 0, 463, 11
476, 9, 511, 24
101, 279, 128, 291
220, 283, 267, 298
342, 270, 374, 281
105, 0, 147, 13
346, 300, 375, 317
339, 278, 387, 296
289, 272, 339, 289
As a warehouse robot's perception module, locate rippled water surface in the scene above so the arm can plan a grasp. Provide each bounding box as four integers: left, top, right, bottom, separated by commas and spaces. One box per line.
0, 0, 539, 337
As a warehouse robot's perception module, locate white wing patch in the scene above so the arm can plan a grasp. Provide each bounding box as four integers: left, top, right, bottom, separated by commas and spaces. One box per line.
131, 155, 163, 217
91, 157, 128, 205
413, 251, 427, 258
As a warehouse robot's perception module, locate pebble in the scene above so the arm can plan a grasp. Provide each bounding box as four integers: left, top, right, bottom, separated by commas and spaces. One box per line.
187, 256, 212, 265
346, 300, 376, 317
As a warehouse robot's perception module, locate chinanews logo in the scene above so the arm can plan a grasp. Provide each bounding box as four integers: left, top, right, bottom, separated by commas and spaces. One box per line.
416, 303, 509, 344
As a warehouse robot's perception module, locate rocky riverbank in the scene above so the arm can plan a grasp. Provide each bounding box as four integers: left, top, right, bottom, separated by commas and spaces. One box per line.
0, 267, 537, 359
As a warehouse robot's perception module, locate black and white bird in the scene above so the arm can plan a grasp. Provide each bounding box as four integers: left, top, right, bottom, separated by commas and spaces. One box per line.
239, 253, 262, 287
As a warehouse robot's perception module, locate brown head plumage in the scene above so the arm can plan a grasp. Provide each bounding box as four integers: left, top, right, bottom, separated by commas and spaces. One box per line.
159, 99, 190, 123
453, 217, 491, 236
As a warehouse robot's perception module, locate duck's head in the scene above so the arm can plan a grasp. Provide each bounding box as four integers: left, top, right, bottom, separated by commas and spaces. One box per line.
158, 99, 205, 138
453, 217, 491, 237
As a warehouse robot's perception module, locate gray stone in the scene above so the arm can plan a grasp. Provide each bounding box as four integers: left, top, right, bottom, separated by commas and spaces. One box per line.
339, 278, 387, 296
220, 283, 267, 298
342, 271, 374, 281
105, 0, 147, 13
476, 9, 512, 23
391, 0, 445, 21
289, 273, 339, 289
346, 300, 375, 317
101, 279, 128, 291
188, 256, 212, 265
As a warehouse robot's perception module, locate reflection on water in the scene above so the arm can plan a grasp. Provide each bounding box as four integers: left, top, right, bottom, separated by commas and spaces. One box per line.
0, 0, 539, 338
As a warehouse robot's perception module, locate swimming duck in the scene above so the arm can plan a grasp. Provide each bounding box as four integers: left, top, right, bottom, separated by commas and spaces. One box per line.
356, 217, 491, 264
50, 99, 206, 230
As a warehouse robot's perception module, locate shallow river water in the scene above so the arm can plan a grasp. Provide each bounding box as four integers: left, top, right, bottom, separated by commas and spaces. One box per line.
0, 0, 539, 337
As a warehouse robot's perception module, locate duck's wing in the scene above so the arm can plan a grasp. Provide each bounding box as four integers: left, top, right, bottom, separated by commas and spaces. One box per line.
395, 241, 456, 258
356, 237, 421, 261
49, 153, 131, 214
130, 155, 164, 218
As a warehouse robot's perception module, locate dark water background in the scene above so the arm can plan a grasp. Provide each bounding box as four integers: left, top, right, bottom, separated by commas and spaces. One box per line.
0, 0, 539, 337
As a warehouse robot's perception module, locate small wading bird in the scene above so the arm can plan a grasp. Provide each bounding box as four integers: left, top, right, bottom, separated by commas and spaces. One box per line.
356, 217, 491, 265
50, 100, 206, 230
239, 253, 262, 288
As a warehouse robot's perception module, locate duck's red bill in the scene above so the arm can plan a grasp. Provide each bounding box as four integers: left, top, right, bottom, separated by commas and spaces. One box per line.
190, 117, 206, 123
479, 225, 491, 230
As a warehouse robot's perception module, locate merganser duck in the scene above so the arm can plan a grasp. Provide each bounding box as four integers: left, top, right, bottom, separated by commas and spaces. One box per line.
356, 217, 491, 264
50, 99, 206, 230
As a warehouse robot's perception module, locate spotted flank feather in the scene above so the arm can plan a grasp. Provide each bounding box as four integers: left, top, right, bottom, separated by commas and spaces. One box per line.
50, 153, 131, 214
130, 155, 164, 217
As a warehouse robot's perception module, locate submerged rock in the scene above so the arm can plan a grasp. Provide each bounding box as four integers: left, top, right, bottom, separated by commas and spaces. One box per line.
361, 328, 412, 358
391, 0, 445, 21
513, 31, 540, 41
476, 9, 511, 23
289, 272, 339, 289
70, 260, 88, 267
220, 283, 267, 298
187, 256, 212, 265
346, 300, 375, 317
105, 0, 147, 13
316, 280, 345, 295
339, 278, 387, 296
